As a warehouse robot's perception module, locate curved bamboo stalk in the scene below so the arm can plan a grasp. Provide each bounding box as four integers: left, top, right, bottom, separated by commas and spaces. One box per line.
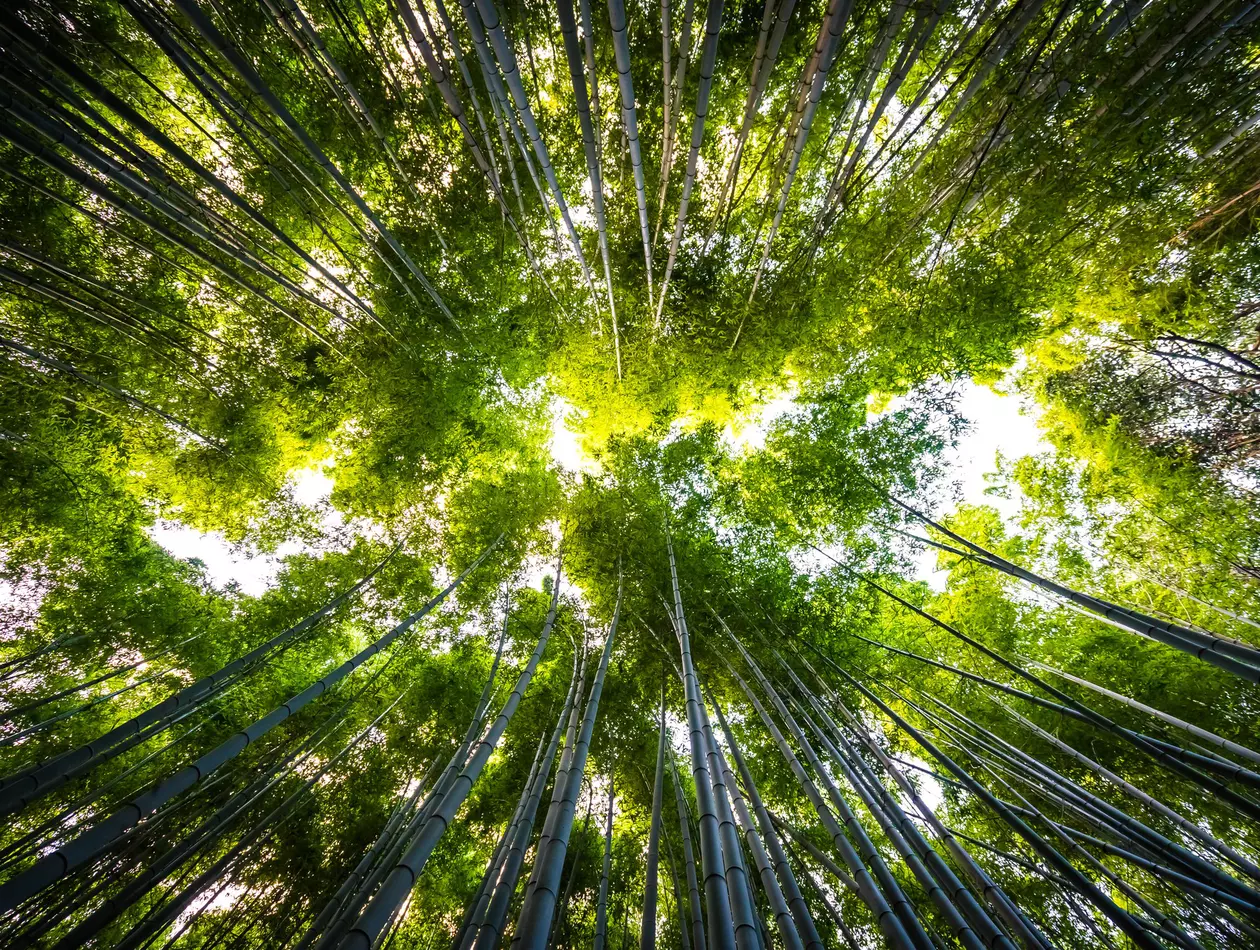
844, 616, 1260, 794
1, 87, 364, 338
1033, 659, 1260, 768
48, 637, 434, 950
273, 0, 461, 267
707, 0, 792, 242
316, 642, 519, 949
455, 0, 547, 213
510, 635, 588, 950
662, 809, 691, 950
396, 0, 549, 281
903, 675, 1260, 908
784, 838, 862, 950
829, 0, 937, 209
827, 659, 1177, 950
654, 0, 695, 244
744, 0, 855, 311
431, 0, 503, 191
789, 647, 1072, 950
693, 678, 763, 950
0, 329, 217, 446
885, 499, 1260, 680
458, 724, 552, 950
0, 115, 345, 361
787, 691, 994, 950
111, 686, 419, 950
729, 635, 933, 950
115, 0, 402, 299
907, 0, 1050, 178
294, 780, 428, 950
718, 650, 916, 950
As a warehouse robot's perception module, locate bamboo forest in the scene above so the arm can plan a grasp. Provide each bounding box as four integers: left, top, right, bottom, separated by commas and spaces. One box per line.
4, 0, 1260, 947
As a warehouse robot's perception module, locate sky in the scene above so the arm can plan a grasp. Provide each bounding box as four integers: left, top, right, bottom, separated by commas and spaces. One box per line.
147, 465, 336, 596
150, 379, 1051, 595
909, 381, 1051, 586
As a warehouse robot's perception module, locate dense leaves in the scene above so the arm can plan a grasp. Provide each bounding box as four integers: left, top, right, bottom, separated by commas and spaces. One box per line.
2, 0, 1259, 948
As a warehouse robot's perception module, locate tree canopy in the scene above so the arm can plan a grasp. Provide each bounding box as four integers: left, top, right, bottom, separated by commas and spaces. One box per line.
2, 0, 1259, 948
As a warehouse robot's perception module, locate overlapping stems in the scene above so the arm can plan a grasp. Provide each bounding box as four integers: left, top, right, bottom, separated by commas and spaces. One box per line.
658, 571, 1260, 950
2, 0, 1250, 399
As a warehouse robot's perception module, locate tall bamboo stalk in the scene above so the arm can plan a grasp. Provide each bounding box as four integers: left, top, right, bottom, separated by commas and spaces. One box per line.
641, 682, 666, 950
666, 532, 738, 950
514, 571, 623, 949
338, 555, 564, 950
593, 779, 616, 950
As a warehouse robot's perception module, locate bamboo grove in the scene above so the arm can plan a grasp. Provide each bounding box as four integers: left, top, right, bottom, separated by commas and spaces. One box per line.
1, 0, 1259, 947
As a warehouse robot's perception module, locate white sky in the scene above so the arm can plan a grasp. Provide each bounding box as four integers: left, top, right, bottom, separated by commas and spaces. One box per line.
548, 396, 595, 475
147, 465, 335, 596
912, 381, 1050, 587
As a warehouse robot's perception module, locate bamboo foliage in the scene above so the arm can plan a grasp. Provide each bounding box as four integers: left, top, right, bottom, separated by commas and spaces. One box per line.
1, 3, 1259, 948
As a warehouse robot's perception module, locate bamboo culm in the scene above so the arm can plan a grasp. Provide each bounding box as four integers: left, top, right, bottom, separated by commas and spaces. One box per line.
711, 693, 824, 950
640, 683, 666, 950
513, 572, 623, 949
724, 631, 931, 950
665, 533, 738, 950
704, 688, 803, 950
593, 779, 615, 950
337, 555, 563, 950
471, 650, 581, 950
670, 749, 706, 950
0, 535, 502, 914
